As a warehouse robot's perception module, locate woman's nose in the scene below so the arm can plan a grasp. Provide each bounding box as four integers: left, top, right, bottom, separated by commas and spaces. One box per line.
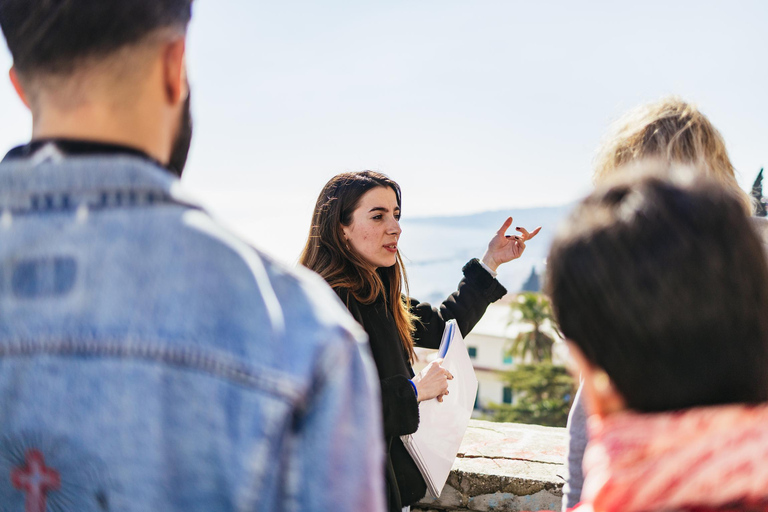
388, 219, 402, 235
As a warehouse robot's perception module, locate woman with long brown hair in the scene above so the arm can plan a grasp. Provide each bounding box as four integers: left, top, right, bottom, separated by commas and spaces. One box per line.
300, 171, 540, 511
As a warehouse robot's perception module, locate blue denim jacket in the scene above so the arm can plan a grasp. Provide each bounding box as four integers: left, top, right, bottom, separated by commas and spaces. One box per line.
0, 151, 386, 511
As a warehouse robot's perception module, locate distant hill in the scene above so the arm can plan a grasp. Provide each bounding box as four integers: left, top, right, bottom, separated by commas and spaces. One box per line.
399, 204, 573, 304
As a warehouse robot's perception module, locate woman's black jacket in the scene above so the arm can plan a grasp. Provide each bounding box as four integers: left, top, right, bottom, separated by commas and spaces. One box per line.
336, 259, 507, 511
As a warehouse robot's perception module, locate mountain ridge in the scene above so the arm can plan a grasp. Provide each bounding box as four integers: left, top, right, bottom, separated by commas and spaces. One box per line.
398, 203, 572, 304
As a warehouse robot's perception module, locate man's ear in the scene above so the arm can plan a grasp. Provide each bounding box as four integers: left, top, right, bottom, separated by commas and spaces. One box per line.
566, 341, 627, 417
162, 38, 187, 105
9, 67, 31, 110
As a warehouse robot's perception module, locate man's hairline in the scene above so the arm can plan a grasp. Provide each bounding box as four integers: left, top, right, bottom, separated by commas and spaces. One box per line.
13, 24, 188, 86
14, 25, 188, 109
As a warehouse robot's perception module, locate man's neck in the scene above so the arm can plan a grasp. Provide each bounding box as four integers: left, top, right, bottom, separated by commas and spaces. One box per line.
31, 100, 171, 166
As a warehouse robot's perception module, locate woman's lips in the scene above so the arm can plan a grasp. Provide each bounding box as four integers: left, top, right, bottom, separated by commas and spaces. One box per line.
384, 245, 397, 253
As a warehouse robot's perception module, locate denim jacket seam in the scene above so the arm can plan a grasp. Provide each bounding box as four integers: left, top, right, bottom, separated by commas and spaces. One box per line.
0, 337, 305, 404
0, 157, 195, 214
0, 190, 193, 216
241, 329, 343, 512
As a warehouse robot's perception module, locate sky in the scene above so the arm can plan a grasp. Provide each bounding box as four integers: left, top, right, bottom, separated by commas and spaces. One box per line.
1, 0, 767, 264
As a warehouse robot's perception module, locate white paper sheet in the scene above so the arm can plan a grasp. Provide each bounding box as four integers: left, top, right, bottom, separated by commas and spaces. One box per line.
401, 320, 478, 498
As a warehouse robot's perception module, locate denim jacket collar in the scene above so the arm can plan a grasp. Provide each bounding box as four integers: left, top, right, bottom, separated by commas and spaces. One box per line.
3, 139, 162, 167
0, 150, 201, 215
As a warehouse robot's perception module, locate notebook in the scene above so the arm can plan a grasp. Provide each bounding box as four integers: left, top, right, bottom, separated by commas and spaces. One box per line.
401, 319, 478, 498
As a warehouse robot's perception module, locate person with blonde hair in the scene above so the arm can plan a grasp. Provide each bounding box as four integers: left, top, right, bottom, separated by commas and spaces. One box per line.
592, 97, 752, 213
563, 97, 768, 510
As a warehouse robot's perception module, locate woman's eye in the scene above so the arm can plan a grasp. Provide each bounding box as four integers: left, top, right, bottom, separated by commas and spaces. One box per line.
372, 215, 382, 220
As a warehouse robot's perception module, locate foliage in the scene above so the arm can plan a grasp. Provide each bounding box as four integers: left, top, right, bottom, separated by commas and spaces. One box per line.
487, 363, 575, 427
507, 292, 556, 363
752, 168, 767, 217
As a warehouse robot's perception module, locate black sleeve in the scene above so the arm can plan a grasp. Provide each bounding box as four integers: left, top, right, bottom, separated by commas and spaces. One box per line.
381, 375, 420, 436
334, 287, 421, 437
410, 258, 507, 350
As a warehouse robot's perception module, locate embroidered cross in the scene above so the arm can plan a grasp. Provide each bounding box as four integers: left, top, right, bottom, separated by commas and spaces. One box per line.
11, 449, 61, 512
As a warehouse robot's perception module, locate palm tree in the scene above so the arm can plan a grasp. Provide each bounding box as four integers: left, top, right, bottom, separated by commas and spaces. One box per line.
507, 292, 555, 363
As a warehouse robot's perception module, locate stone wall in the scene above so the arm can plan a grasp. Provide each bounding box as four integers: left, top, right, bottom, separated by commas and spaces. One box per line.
412, 420, 566, 512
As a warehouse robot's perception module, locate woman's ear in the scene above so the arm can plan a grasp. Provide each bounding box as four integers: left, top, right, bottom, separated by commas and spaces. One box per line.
567, 341, 627, 417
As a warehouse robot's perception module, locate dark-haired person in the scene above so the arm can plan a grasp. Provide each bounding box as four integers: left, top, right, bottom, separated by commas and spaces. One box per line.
300, 171, 541, 511
562, 97, 768, 510
0, 2, 385, 511
548, 167, 768, 512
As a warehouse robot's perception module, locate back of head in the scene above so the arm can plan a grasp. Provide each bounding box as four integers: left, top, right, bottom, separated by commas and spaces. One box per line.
593, 97, 752, 214
546, 164, 768, 412
0, 0, 192, 77
0, 0, 194, 175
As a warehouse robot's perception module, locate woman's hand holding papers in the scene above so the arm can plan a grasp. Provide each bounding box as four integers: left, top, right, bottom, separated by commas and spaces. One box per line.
413, 358, 454, 403
481, 217, 542, 272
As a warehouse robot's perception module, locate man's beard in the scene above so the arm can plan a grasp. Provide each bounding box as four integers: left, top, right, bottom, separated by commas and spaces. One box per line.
167, 91, 193, 177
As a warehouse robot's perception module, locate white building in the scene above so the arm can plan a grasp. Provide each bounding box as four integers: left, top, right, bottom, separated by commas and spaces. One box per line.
413, 296, 566, 415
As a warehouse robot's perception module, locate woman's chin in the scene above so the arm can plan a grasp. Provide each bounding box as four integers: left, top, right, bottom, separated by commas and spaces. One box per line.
378, 258, 398, 269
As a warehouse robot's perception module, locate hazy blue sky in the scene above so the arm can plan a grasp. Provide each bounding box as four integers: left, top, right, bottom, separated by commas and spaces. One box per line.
1, 1, 766, 263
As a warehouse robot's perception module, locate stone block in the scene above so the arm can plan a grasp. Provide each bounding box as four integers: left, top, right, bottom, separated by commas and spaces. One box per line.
469, 490, 560, 511
420, 481, 466, 509
412, 420, 566, 512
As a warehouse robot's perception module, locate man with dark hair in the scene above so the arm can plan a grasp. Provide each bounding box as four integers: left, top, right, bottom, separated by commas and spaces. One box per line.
1, 0, 193, 176
546, 168, 768, 511
0, 2, 386, 511
548, 170, 768, 413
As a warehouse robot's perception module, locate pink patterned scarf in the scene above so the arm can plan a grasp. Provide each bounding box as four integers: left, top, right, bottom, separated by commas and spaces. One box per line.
576, 404, 768, 512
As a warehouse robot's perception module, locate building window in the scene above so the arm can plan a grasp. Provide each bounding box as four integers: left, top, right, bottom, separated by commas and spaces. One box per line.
468, 346, 477, 358
503, 386, 513, 404
503, 354, 513, 365
474, 386, 480, 409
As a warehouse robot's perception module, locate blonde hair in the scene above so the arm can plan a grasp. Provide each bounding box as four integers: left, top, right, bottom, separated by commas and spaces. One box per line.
593, 97, 752, 214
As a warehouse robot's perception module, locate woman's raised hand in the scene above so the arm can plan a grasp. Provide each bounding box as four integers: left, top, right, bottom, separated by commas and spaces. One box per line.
481, 217, 541, 272
413, 358, 454, 403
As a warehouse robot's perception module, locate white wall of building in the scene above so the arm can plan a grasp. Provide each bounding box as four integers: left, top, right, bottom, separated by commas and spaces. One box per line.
414, 299, 566, 414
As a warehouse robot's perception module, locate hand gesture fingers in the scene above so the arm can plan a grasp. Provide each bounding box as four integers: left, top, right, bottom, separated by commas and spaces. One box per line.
483, 217, 543, 269
516, 226, 542, 241
496, 216, 514, 236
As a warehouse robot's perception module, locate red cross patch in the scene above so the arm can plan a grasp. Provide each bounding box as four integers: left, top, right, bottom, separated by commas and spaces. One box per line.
10, 449, 61, 512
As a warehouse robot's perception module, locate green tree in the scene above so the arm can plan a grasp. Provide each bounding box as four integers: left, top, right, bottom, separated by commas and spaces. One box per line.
752, 168, 766, 217
507, 292, 555, 363
488, 364, 575, 427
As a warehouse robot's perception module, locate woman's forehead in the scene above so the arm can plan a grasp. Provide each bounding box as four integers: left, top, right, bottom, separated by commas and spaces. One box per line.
358, 186, 399, 210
